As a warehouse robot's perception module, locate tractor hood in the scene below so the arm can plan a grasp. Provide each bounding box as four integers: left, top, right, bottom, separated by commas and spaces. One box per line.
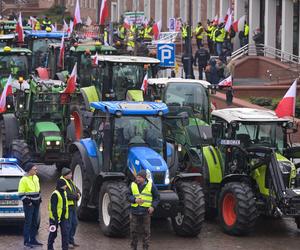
34, 121, 62, 141
128, 146, 169, 186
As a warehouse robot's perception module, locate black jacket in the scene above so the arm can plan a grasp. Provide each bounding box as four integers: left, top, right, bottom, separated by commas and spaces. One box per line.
127, 180, 160, 216
65, 179, 81, 207
253, 32, 264, 44
194, 48, 210, 67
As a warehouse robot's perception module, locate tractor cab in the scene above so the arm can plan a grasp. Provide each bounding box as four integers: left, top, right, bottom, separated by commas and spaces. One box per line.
24, 30, 67, 70
210, 108, 300, 234
0, 20, 31, 35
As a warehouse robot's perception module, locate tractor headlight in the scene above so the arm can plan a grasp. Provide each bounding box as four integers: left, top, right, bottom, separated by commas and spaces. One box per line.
278, 161, 292, 174
7, 104, 11, 109
46, 141, 51, 146
19, 104, 23, 109
55, 141, 60, 146
165, 169, 170, 185
146, 169, 153, 181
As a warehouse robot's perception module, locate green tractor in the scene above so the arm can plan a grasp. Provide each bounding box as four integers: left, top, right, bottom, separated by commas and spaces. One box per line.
1, 77, 77, 169
0, 20, 31, 35
208, 108, 300, 235
69, 101, 205, 237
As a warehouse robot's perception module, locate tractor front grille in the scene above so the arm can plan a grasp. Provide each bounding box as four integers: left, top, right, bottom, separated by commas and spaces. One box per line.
152, 171, 165, 185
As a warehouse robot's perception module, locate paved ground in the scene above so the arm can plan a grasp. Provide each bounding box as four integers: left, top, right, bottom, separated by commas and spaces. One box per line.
1, 165, 300, 250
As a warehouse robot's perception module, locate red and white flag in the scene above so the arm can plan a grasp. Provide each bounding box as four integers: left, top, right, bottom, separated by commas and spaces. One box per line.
225, 12, 233, 32
63, 19, 69, 32
275, 79, 297, 118
123, 17, 131, 29
218, 75, 232, 87
0, 75, 13, 113
141, 73, 148, 93
232, 15, 246, 32
93, 52, 98, 65
213, 15, 219, 24
74, 0, 82, 26
153, 20, 161, 40
69, 20, 74, 36
28, 16, 37, 29
63, 63, 77, 94
16, 12, 24, 43
51, 23, 57, 32
58, 36, 65, 69
99, 0, 108, 25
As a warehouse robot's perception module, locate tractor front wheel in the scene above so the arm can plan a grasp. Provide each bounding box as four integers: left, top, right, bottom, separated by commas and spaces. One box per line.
10, 140, 31, 169
171, 181, 205, 237
98, 181, 130, 237
219, 182, 257, 235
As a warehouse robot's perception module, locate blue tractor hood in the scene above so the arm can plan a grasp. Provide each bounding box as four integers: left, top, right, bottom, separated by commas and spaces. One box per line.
128, 146, 169, 187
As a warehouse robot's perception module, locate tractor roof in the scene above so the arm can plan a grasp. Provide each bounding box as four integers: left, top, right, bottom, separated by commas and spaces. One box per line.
212, 108, 290, 123
71, 43, 116, 53
0, 47, 32, 54
25, 30, 67, 39
147, 78, 211, 88
91, 101, 169, 115
93, 55, 160, 64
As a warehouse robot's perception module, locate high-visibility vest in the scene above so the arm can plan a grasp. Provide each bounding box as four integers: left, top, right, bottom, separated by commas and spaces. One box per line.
104, 29, 108, 43
182, 26, 187, 39
35, 21, 41, 31
244, 24, 249, 36
212, 28, 218, 42
215, 28, 226, 42
48, 190, 69, 221
144, 26, 152, 39
194, 26, 204, 39
118, 26, 125, 40
131, 181, 153, 208
207, 25, 214, 39
18, 175, 41, 201
60, 176, 76, 206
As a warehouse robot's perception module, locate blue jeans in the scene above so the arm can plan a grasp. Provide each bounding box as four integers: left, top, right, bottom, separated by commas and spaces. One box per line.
23, 203, 40, 244
216, 42, 223, 56
68, 206, 78, 244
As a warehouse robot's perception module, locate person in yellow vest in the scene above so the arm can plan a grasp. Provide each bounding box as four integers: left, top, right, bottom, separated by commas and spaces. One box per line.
41, 16, 52, 30
60, 168, 81, 249
244, 21, 249, 45
194, 22, 204, 49
118, 24, 126, 41
47, 179, 69, 250
211, 22, 218, 55
18, 162, 43, 248
127, 170, 159, 250
143, 24, 153, 42
215, 23, 226, 56
127, 25, 136, 52
205, 20, 215, 54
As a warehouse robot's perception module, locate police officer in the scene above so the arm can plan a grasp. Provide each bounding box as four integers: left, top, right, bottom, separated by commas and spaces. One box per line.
194, 22, 204, 49
18, 162, 43, 248
194, 44, 210, 80
48, 179, 69, 250
127, 170, 159, 250
60, 168, 81, 249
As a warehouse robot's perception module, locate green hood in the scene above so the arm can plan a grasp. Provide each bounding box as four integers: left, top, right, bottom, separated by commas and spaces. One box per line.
34, 121, 61, 141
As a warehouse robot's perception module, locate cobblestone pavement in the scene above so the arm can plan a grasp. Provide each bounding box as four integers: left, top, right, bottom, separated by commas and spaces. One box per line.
1, 165, 300, 250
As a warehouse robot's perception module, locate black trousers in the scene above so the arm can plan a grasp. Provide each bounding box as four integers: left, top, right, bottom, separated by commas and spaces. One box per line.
196, 38, 203, 49
48, 219, 69, 250
198, 65, 206, 80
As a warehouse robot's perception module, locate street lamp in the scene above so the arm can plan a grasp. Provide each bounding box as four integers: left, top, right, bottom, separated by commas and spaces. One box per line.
186, 0, 193, 78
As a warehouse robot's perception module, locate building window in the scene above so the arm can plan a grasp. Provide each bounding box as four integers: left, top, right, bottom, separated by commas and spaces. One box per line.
111, 2, 117, 22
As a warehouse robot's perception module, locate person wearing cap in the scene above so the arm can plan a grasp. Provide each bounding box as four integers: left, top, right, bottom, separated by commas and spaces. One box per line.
18, 162, 43, 248
48, 179, 69, 250
60, 168, 81, 248
127, 170, 160, 250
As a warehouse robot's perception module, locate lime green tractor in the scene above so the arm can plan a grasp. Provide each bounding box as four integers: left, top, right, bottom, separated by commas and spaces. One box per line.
208, 108, 300, 235
1, 77, 77, 169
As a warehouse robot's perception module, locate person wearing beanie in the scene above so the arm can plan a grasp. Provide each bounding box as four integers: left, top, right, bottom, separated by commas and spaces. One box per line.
18, 162, 43, 248
60, 168, 81, 248
47, 179, 69, 250
127, 170, 160, 250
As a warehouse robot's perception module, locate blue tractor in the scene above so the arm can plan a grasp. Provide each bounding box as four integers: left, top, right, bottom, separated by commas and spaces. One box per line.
69, 101, 205, 237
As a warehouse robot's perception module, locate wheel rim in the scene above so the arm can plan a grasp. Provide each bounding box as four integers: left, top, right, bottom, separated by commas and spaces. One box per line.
73, 164, 83, 206
102, 193, 111, 226
222, 193, 236, 226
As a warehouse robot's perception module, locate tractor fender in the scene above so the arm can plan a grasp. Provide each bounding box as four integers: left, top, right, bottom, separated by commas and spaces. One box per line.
172, 173, 202, 186
220, 174, 253, 188
203, 146, 223, 184
2, 113, 19, 149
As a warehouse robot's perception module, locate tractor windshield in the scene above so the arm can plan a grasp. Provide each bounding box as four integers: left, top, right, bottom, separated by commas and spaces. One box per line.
0, 55, 29, 78
235, 122, 285, 151
113, 115, 163, 170
164, 82, 209, 123
32, 39, 60, 68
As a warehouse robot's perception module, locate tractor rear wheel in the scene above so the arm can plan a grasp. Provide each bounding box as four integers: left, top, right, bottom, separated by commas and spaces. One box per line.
70, 153, 96, 220
10, 140, 31, 169
99, 181, 130, 237
219, 182, 257, 235
171, 181, 205, 237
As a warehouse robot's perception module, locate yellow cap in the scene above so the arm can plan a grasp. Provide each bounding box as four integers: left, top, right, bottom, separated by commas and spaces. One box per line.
46, 26, 52, 32
3, 46, 11, 52
95, 41, 102, 46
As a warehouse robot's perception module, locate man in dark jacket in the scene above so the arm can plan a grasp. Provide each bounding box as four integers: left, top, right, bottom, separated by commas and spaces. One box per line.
181, 52, 195, 79
253, 28, 264, 56
194, 45, 210, 80
127, 170, 160, 250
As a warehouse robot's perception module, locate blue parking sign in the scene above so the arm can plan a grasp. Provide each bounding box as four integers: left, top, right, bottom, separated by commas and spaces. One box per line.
157, 43, 175, 67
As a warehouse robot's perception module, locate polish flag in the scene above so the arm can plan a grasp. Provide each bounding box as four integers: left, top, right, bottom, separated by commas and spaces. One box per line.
153, 20, 161, 40
123, 17, 131, 29
58, 36, 65, 69
0, 75, 13, 113
275, 79, 297, 118
140, 73, 148, 93
99, 0, 108, 25
28, 16, 37, 30
73, 0, 82, 26
224, 8, 231, 23
219, 16, 224, 24
213, 15, 219, 24
51, 23, 57, 32
225, 12, 233, 32
63, 19, 69, 32
93, 52, 98, 65
16, 12, 24, 43
69, 20, 74, 36
238, 15, 246, 32
63, 63, 77, 94
218, 75, 232, 87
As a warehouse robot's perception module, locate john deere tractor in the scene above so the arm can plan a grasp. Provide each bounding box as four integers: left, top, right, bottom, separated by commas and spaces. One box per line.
1, 77, 77, 169
69, 101, 205, 237
207, 108, 300, 235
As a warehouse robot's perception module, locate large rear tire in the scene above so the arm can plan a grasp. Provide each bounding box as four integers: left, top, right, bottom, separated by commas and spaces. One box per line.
10, 140, 31, 169
70, 152, 96, 220
99, 181, 130, 237
171, 181, 205, 237
219, 182, 257, 235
